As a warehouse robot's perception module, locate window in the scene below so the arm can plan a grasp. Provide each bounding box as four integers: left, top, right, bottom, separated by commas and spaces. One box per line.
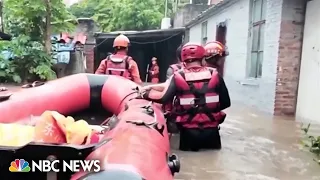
201, 21, 208, 45
249, 0, 266, 78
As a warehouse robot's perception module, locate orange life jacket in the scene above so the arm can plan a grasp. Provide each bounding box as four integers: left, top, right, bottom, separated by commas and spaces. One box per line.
173, 67, 222, 128
150, 65, 159, 78
105, 54, 131, 79
170, 64, 183, 72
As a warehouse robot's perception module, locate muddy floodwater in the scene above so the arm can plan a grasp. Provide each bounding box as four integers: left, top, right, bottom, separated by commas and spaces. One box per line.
2, 84, 320, 179
171, 103, 320, 180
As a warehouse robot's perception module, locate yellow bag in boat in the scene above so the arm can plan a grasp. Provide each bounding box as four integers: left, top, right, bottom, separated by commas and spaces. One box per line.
0, 111, 96, 147
35, 111, 94, 145
0, 123, 34, 146
65, 120, 92, 145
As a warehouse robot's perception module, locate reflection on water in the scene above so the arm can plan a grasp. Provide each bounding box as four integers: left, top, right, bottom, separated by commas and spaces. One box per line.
172, 104, 320, 180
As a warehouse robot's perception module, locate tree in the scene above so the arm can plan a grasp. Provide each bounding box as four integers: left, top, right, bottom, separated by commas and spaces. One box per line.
4, 0, 74, 52
69, 0, 173, 31
0, 35, 56, 83
0, 0, 75, 83
68, 0, 97, 18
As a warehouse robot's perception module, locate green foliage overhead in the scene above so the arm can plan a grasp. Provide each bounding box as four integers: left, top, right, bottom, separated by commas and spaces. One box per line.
4, 0, 75, 39
69, 0, 173, 31
0, 0, 74, 83
68, 0, 97, 18
0, 36, 56, 83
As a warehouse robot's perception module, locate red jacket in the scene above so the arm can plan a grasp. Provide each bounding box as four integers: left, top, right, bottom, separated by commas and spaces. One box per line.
95, 52, 142, 84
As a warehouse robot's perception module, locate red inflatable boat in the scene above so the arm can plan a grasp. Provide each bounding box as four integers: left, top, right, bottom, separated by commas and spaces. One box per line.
0, 73, 180, 180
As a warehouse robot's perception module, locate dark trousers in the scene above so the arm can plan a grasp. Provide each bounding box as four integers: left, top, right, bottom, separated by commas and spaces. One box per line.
179, 127, 221, 151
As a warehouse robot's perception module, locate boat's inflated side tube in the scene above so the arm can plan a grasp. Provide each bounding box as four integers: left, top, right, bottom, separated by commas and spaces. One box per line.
0, 73, 179, 180
71, 78, 178, 180
0, 73, 139, 123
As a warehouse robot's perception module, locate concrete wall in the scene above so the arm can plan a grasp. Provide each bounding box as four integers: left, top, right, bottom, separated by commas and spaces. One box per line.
187, 0, 306, 115
296, 0, 320, 123
173, 4, 209, 28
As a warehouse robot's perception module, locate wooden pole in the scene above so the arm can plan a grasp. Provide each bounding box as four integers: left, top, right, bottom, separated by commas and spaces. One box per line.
0, 0, 4, 32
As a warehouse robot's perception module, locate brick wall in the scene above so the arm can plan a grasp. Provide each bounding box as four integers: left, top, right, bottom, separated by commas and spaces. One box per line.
274, 0, 307, 116
84, 45, 95, 73
73, 18, 98, 73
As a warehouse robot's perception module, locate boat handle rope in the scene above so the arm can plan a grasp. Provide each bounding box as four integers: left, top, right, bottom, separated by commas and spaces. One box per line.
99, 86, 142, 127
99, 87, 155, 132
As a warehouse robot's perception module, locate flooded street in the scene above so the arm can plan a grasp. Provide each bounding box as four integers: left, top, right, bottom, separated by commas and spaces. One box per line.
171, 104, 320, 180
2, 84, 320, 179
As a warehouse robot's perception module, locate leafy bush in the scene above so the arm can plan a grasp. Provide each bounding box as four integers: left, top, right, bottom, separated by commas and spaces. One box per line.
0, 35, 56, 83
69, 0, 173, 32
0, 0, 75, 83
301, 123, 320, 164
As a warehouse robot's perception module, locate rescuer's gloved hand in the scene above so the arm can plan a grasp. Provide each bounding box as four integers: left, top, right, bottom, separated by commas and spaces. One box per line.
136, 88, 150, 99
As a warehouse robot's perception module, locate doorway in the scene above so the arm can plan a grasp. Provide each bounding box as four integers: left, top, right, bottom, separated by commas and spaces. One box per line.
215, 22, 227, 76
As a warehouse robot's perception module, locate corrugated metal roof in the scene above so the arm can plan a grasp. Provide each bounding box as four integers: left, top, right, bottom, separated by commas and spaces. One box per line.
185, 0, 238, 28
56, 32, 87, 45
51, 32, 87, 64
51, 32, 87, 51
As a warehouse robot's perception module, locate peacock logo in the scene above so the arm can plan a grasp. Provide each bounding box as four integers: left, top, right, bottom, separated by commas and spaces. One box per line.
9, 159, 31, 172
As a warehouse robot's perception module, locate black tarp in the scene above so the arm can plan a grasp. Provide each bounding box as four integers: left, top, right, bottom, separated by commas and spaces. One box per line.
94, 28, 185, 82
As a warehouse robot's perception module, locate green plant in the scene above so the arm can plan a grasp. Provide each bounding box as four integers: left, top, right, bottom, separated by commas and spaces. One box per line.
0, 0, 75, 83
69, 0, 173, 31
68, 0, 96, 18
4, 0, 75, 37
301, 123, 320, 164
0, 35, 56, 83
94, 0, 172, 31
0, 57, 21, 83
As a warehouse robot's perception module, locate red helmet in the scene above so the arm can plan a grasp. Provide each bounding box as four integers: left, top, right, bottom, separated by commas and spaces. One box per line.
180, 42, 205, 62
204, 41, 228, 57
113, 34, 130, 48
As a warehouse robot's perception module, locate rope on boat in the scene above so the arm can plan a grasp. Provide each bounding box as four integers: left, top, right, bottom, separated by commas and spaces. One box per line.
99, 86, 141, 129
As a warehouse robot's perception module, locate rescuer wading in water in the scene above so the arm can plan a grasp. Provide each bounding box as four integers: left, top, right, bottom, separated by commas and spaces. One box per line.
204, 41, 229, 74
166, 44, 184, 79
95, 34, 142, 84
140, 42, 231, 151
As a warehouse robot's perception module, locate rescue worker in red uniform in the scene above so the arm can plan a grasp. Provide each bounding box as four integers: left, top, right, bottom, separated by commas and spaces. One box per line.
95, 34, 142, 84
164, 45, 185, 133
141, 42, 231, 151
166, 44, 184, 79
149, 57, 159, 83
204, 41, 229, 74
